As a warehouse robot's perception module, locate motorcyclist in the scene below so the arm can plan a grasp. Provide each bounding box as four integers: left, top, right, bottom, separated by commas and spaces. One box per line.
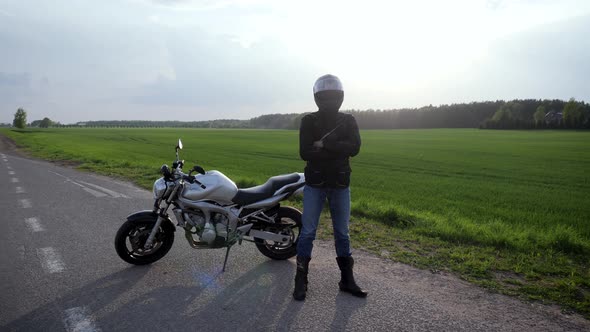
293, 74, 367, 301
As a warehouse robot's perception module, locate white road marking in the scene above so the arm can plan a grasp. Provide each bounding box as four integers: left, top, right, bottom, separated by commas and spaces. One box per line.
9, 170, 15, 175
63, 307, 101, 332
49, 171, 123, 198
18, 245, 25, 260
83, 187, 108, 197
19, 199, 32, 208
49, 170, 70, 180
11, 177, 19, 183
50, 171, 107, 197
37, 247, 65, 273
79, 180, 129, 198
25, 217, 45, 232
16, 186, 25, 194
65, 178, 108, 197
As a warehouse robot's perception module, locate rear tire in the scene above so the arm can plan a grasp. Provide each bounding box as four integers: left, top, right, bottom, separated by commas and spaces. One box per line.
115, 219, 174, 265
255, 206, 302, 260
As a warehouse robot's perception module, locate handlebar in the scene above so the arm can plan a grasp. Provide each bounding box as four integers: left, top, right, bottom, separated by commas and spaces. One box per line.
172, 160, 184, 170
163, 162, 206, 189
178, 172, 206, 189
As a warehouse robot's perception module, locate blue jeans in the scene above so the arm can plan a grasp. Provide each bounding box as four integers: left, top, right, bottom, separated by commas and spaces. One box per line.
297, 185, 352, 258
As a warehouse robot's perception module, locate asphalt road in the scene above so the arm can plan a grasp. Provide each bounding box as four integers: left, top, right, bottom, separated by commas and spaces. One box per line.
0, 146, 588, 332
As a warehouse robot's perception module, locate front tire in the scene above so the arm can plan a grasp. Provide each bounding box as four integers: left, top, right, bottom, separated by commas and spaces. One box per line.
255, 206, 302, 260
115, 219, 174, 265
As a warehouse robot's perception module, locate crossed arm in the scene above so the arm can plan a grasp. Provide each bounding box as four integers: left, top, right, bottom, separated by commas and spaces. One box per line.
299, 116, 361, 161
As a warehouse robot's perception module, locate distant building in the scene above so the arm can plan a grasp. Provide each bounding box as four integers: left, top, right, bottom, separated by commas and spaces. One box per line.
76, 122, 87, 126
544, 111, 563, 125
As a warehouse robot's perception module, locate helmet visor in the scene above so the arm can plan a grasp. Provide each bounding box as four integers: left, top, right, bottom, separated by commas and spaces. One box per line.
313, 75, 343, 94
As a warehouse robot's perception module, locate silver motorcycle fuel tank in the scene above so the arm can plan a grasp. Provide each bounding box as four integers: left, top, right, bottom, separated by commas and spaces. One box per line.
182, 170, 238, 204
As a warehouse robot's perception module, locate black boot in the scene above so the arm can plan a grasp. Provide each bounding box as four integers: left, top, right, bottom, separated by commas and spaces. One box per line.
293, 256, 311, 301
336, 256, 368, 298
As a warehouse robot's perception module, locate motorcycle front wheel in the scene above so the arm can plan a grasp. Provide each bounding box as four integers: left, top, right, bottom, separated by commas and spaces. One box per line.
114, 219, 174, 265
255, 206, 302, 260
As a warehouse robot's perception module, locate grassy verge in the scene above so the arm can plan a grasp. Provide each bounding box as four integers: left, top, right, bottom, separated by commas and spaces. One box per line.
316, 215, 589, 317
1, 127, 588, 317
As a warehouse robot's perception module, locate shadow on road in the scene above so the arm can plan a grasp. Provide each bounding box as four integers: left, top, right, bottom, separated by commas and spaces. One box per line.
1, 265, 152, 331
330, 292, 367, 331
97, 259, 308, 331
2, 258, 367, 331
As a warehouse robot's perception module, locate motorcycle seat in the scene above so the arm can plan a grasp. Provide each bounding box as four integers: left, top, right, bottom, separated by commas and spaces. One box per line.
232, 173, 301, 206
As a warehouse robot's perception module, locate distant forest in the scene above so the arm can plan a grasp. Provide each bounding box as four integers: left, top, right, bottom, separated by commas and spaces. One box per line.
9, 98, 589, 130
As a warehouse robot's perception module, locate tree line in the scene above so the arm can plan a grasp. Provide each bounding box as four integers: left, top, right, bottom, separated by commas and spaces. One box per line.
8, 99, 590, 130
7, 108, 59, 128
479, 98, 589, 129
348, 98, 588, 129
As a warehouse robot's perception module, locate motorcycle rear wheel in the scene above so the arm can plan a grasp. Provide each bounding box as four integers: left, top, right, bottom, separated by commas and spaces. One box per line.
255, 206, 302, 260
115, 219, 174, 265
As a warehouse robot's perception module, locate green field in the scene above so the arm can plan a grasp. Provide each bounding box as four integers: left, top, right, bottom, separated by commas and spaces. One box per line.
2, 128, 589, 316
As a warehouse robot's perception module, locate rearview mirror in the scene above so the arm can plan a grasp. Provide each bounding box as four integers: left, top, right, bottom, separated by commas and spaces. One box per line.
176, 139, 183, 151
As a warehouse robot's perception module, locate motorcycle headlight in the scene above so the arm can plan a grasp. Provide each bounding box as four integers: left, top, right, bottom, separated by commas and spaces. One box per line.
153, 177, 167, 199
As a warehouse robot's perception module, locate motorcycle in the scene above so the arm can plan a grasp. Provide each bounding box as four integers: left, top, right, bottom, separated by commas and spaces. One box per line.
115, 139, 305, 271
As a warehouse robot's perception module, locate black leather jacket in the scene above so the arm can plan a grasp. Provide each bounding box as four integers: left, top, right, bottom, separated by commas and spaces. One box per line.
299, 111, 361, 188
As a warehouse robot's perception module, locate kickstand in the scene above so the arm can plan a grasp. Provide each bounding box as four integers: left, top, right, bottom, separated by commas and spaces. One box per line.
222, 245, 231, 272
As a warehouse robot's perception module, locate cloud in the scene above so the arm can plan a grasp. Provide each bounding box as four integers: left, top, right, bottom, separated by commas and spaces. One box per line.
0, 72, 31, 87
0, 72, 33, 102
131, 27, 319, 116
0, 72, 54, 120
426, 14, 590, 104
486, 0, 504, 10
145, 0, 259, 10
2, 0, 589, 123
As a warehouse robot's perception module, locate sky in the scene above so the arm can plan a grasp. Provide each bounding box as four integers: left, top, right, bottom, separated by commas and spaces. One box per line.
1, 0, 589, 124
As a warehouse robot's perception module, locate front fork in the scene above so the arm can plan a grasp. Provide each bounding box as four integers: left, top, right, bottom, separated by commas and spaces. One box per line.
145, 185, 179, 249
144, 214, 166, 249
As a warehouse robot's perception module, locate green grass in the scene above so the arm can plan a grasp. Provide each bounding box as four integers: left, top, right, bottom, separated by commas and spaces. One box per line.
2, 127, 589, 317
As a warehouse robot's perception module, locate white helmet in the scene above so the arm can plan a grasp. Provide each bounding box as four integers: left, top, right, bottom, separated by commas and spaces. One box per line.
313, 74, 344, 112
